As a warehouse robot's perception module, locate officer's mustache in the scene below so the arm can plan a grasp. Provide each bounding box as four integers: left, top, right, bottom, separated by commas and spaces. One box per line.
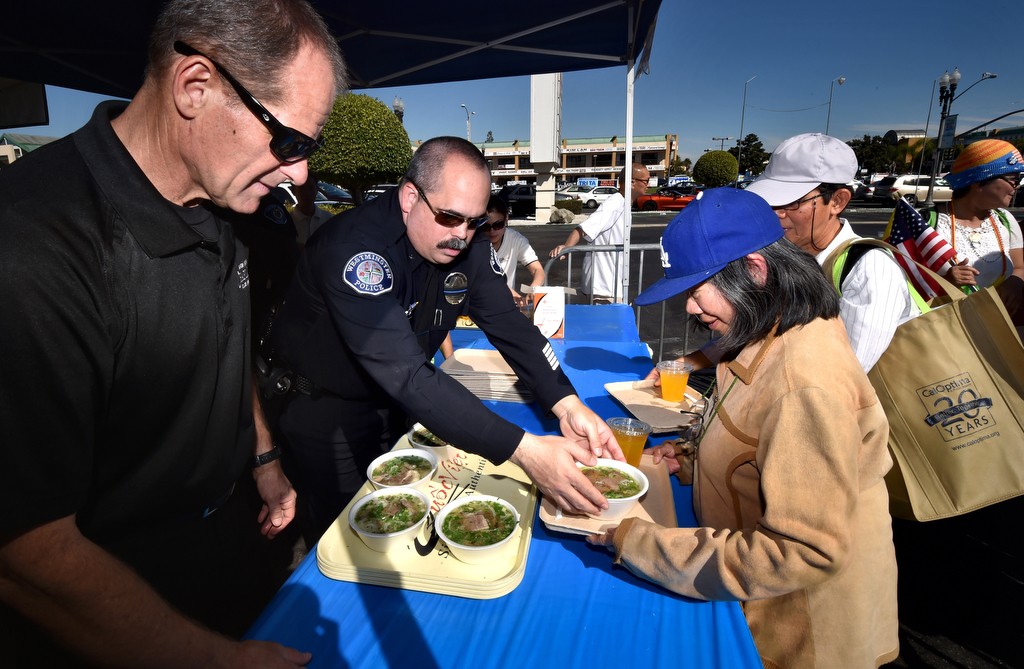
436, 238, 469, 252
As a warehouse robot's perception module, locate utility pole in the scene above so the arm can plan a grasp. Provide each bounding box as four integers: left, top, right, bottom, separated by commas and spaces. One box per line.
737, 76, 756, 178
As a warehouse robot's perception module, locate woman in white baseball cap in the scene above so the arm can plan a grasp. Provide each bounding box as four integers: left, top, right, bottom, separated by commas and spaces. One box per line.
589, 187, 899, 669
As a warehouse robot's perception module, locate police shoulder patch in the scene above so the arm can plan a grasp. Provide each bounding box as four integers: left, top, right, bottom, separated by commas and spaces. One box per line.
261, 201, 290, 226
343, 252, 394, 295
489, 245, 504, 276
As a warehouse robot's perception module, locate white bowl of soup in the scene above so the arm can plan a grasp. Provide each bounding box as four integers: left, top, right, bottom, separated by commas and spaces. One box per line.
434, 494, 520, 564
348, 488, 430, 553
407, 423, 456, 461
367, 448, 438, 493
578, 458, 649, 521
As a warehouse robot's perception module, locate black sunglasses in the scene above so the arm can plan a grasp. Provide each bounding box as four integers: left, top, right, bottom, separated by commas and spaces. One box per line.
409, 181, 489, 228
173, 41, 323, 164
480, 218, 507, 232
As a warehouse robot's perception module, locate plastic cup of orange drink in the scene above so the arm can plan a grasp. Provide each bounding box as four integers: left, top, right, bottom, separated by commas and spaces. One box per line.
656, 360, 692, 403
607, 417, 652, 468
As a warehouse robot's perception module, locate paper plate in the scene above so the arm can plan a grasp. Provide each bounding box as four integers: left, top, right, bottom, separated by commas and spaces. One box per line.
539, 453, 677, 535
604, 379, 702, 433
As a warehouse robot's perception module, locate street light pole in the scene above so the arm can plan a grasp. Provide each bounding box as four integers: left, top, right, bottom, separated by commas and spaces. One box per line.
460, 103, 475, 142
737, 75, 756, 178
825, 76, 845, 135
953, 71, 997, 103
923, 69, 968, 208
392, 96, 405, 124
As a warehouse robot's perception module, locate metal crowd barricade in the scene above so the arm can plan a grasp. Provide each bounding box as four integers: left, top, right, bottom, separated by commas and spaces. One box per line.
542, 243, 705, 362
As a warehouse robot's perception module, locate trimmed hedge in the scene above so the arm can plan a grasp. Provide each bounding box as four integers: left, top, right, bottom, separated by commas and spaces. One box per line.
554, 199, 583, 215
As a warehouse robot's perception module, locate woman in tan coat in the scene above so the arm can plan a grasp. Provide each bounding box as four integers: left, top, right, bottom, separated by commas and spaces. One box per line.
590, 187, 899, 668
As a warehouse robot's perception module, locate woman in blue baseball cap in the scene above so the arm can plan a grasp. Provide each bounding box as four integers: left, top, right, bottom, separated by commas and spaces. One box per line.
589, 188, 899, 668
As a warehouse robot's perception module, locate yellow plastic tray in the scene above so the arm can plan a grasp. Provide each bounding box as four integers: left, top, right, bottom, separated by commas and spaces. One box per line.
316, 439, 537, 599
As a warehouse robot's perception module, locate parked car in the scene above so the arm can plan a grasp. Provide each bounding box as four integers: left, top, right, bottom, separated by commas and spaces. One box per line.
497, 184, 574, 217
874, 175, 952, 204
847, 179, 867, 200
664, 183, 703, 196
573, 185, 620, 209
861, 180, 882, 201
316, 181, 355, 207
363, 184, 398, 201
635, 186, 697, 211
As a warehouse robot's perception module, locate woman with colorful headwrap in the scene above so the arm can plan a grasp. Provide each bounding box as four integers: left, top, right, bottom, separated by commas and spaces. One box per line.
935, 139, 1024, 322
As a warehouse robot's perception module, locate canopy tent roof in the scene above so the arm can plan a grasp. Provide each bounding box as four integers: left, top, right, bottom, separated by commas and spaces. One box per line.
0, 0, 661, 301
0, 1, 661, 98
0, 133, 59, 152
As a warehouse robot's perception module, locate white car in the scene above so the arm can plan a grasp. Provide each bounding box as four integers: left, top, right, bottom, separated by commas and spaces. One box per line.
574, 185, 620, 209
874, 175, 952, 205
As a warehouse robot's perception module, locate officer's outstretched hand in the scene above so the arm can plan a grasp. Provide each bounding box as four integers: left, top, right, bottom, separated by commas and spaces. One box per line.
551, 395, 625, 462
509, 433, 609, 515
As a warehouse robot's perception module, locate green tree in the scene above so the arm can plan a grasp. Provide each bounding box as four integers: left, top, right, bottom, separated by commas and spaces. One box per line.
668, 155, 687, 176
727, 133, 769, 177
692, 150, 738, 188
846, 135, 905, 176
310, 94, 412, 203
680, 157, 692, 174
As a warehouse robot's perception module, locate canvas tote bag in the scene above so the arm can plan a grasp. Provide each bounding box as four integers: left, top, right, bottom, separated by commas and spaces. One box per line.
824, 238, 1024, 521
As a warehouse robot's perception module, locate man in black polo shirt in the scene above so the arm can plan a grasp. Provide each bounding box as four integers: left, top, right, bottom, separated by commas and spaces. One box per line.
0, 0, 345, 666
272, 136, 624, 544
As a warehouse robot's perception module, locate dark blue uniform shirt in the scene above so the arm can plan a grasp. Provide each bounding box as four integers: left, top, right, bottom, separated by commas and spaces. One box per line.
272, 189, 576, 463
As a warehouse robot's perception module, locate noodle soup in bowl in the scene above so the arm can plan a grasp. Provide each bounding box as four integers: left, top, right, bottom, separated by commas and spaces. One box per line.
348, 487, 430, 553
578, 458, 649, 521
407, 423, 457, 461
435, 495, 521, 565
366, 448, 438, 493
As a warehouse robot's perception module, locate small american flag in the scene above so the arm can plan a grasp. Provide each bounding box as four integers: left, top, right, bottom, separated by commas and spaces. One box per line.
885, 197, 957, 299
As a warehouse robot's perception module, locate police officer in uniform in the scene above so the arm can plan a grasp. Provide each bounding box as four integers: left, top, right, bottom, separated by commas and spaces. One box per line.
271, 136, 622, 541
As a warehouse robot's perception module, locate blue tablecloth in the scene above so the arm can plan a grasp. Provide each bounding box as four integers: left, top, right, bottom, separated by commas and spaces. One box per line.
246, 306, 760, 668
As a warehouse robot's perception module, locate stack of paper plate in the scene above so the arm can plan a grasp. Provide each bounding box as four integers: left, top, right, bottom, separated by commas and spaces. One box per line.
439, 349, 534, 403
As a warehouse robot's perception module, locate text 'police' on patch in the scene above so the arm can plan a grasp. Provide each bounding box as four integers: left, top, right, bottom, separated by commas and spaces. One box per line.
344, 252, 394, 295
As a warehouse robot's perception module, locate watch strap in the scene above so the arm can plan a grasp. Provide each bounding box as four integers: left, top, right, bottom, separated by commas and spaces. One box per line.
253, 445, 282, 468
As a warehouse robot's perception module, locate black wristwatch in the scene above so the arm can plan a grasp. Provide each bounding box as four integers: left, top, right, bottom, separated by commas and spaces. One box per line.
253, 445, 282, 468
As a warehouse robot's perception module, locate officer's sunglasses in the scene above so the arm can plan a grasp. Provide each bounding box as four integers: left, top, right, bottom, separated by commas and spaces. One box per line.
409, 181, 490, 228
173, 41, 324, 164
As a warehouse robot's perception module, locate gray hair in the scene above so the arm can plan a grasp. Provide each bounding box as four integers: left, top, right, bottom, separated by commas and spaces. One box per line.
404, 136, 490, 194
147, 0, 347, 103
708, 238, 840, 355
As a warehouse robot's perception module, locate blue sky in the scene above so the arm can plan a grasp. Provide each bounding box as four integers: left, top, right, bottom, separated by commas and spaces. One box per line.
7, 0, 1020, 164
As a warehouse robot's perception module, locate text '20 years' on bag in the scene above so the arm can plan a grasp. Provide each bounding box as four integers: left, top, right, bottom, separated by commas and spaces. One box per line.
825, 238, 1024, 521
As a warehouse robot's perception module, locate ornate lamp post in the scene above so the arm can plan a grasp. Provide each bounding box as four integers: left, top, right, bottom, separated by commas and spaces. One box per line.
923, 69, 960, 208
923, 69, 996, 207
